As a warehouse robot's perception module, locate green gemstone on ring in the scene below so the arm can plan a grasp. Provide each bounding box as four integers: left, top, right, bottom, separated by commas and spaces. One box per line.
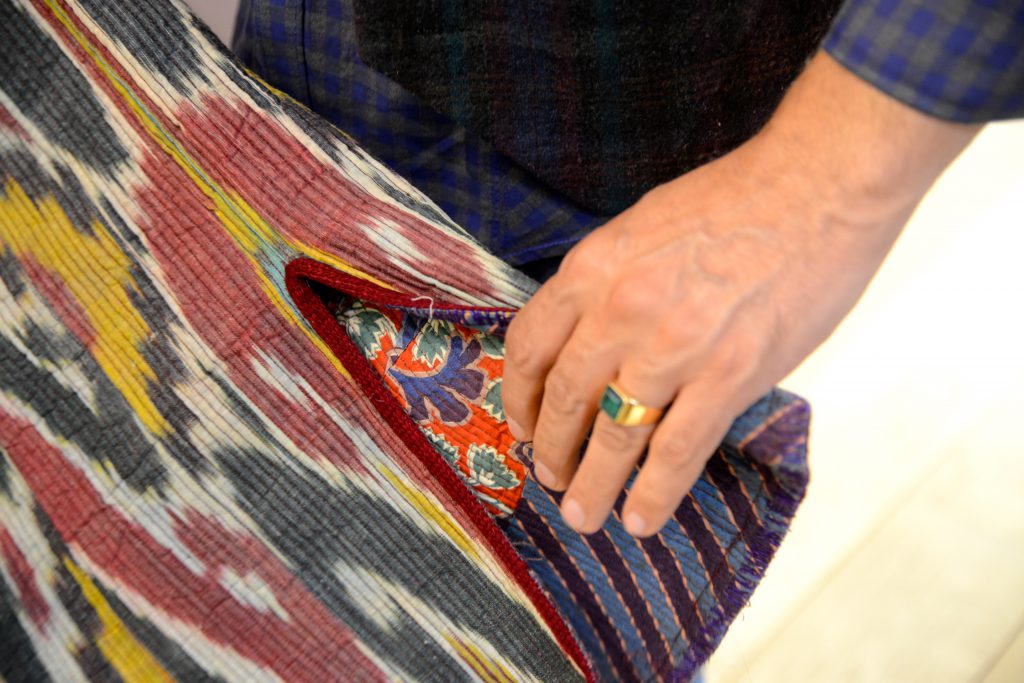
600, 385, 624, 419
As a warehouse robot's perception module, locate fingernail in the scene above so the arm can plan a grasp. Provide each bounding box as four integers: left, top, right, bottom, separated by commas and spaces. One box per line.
562, 498, 585, 530
624, 512, 646, 536
507, 417, 527, 441
534, 460, 556, 488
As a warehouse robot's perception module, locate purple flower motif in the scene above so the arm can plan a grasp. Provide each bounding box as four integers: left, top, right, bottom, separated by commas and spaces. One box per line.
389, 335, 485, 424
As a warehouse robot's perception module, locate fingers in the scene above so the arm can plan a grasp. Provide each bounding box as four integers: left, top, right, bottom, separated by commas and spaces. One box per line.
620, 381, 743, 537
529, 318, 621, 490
502, 274, 582, 440
559, 415, 656, 533
502, 227, 620, 442
557, 364, 679, 533
502, 224, 763, 538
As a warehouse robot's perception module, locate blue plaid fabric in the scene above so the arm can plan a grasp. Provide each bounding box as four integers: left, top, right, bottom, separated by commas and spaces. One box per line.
232, 0, 1022, 278
824, 0, 1024, 121
231, 0, 605, 271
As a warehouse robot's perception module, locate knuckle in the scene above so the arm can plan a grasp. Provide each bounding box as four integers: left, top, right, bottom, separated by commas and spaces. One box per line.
559, 242, 603, 279
650, 431, 692, 465
591, 419, 645, 454
709, 337, 760, 383
709, 346, 743, 379
626, 361, 679, 398
561, 227, 624, 278
504, 328, 544, 377
535, 273, 588, 315
544, 273, 578, 308
606, 277, 659, 318
543, 370, 588, 417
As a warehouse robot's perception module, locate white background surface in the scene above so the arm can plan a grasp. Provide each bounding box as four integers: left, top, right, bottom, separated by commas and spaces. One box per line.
186, 0, 238, 44
709, 120, 1024, 683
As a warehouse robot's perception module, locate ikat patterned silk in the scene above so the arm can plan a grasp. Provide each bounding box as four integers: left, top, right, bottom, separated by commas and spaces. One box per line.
0, 1, 813, 681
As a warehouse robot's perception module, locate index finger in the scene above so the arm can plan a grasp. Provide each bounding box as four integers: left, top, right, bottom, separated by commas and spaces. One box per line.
501, 275, 581, 441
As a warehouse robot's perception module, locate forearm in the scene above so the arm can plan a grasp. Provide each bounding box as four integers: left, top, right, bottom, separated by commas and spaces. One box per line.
757, 51, 981, 234
700, 50, 985, 379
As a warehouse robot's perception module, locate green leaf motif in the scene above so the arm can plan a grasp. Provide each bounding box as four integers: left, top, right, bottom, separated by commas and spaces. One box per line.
482, 379, 504, 421
412, 319, 453, 364
423, 428, 460, 466
466, 444, 519, 490
342, 302, 397, 358
478, 333, 504, 358
471, 490, 514, 518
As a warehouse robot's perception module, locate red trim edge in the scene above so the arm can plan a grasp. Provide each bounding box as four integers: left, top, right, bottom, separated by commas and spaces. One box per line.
284, 257, 594, 682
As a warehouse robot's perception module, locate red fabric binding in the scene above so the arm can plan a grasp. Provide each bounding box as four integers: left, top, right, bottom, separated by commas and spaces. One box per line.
284, 257, 594, 682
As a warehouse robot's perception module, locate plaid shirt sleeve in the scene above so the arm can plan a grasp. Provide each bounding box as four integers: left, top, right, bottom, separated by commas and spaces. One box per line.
823, 0, 1024, 122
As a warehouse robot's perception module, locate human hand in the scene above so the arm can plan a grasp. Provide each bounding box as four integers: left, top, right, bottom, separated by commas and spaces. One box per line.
501, 52, 979, 537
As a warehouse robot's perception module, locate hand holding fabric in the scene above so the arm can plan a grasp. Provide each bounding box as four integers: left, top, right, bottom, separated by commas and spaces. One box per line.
502, 52, 979, 537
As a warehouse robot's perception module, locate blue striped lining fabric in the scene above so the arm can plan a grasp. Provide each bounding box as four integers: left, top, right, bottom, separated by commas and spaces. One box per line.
506, 390, 809, 682
334, 296, 811, 681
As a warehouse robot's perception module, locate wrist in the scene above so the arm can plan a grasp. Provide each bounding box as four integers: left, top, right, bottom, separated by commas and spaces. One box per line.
755, 51, 980, 230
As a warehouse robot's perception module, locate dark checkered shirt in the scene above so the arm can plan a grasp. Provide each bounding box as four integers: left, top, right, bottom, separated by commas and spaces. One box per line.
825, 0, 1024, 121
232, 0, 603, 277
233, 0, 1022, 276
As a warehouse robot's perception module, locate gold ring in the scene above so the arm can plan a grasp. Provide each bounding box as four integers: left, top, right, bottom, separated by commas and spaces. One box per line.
599, 381, 665, 426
